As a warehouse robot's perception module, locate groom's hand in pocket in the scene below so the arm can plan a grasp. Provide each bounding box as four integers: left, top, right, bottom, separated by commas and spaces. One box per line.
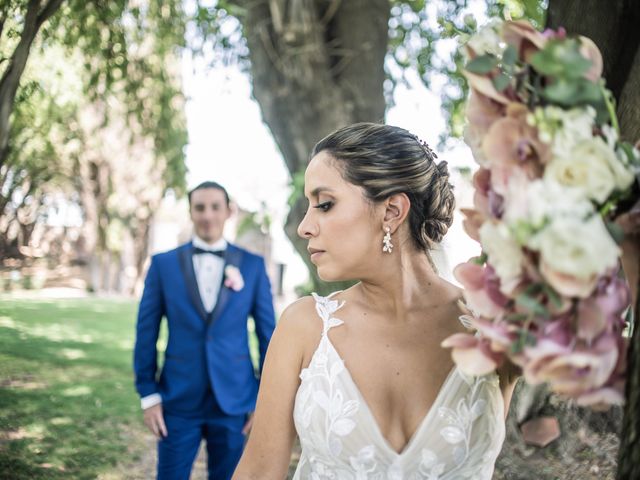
143, 403, 168, 439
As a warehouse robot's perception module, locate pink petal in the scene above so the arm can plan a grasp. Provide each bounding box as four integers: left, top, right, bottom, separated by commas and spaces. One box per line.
520, 416, 561, 447
441, 333, 478, 349
577, 298, 607, 342
451, 345, 501, 376
454, 262, 486, 290
578, 36, 603, 82
463, 71, 511, 105
575, 387, 624, 409
461, 208, 486, 241
540, 262, 598, 298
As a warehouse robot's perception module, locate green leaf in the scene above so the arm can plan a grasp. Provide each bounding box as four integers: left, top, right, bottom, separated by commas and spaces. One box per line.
502, 45, 517, 67
619, 142, 640, 167
492, 72, 510, 91
472, 252, 488, 265
510, 329, 537, 354
515, 291, 549, 318
606, 221, 625, 245
530, 39, 593, 79
504, 312, 529, 323
466, 54, 498, 74
542, 284, 562, 308
408, 0, 426, 13
543, 78, 604, 107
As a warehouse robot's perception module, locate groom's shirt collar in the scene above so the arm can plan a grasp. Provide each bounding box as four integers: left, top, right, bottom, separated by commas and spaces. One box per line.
192, 235, 227, 251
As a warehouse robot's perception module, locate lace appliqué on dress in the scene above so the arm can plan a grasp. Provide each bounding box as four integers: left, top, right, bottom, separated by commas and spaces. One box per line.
292, 293, 505, 480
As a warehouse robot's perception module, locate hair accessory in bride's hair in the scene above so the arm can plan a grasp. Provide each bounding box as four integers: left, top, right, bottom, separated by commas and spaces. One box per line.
411, 133, 438, 161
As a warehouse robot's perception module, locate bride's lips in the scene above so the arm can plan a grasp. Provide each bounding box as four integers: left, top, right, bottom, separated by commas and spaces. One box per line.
308, 247, 325, 263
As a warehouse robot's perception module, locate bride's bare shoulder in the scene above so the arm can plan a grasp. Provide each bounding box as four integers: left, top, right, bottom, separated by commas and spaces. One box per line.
276, 295, 324, 342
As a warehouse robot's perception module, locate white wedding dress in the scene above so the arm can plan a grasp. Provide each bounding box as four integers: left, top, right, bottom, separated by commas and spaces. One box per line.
292, 293, 506, 479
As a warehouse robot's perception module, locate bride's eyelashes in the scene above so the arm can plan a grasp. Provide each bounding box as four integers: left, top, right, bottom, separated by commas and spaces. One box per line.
313, 201, 333, 212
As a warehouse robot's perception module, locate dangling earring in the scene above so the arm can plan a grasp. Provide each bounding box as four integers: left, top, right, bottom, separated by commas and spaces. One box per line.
382, 226, 393, 253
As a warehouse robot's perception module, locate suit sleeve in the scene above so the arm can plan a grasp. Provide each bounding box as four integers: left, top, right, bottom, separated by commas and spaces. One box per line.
251, 257, 276, 375
133, 256, 165, 398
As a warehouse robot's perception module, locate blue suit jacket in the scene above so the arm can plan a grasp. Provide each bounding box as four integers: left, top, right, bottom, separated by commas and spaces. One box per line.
133, 242, 276, 417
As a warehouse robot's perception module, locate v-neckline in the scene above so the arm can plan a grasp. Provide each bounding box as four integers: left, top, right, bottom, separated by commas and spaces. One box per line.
323, 335, 458, 457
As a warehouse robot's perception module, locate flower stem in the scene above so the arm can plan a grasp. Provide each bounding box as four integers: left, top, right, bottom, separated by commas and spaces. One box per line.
601, 81, 619, 134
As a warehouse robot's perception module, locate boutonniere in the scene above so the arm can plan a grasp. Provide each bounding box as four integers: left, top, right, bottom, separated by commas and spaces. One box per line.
224, 265, 244, 292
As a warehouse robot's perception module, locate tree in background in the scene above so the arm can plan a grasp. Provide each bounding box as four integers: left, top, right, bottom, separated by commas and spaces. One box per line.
0, 1, 188, 293
544, 1, 640, 477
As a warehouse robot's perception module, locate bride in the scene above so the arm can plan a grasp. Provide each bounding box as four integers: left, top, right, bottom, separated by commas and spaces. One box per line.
232, 123, 518, 479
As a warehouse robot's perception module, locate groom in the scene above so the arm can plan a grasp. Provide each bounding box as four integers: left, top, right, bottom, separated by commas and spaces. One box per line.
133, 181, 276, 480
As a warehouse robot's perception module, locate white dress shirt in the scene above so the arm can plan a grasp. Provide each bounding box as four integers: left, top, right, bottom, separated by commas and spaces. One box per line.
140, 236, 227, 410
192, 236, 227, 313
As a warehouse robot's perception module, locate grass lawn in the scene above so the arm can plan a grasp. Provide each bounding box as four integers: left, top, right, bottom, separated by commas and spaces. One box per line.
0, 296, 151, 479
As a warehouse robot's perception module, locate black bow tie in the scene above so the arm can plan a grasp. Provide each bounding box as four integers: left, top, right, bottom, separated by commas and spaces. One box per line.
193, 247, 225, 258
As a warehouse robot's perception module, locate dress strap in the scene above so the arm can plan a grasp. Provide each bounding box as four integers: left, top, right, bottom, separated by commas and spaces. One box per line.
311, 292, 345, 336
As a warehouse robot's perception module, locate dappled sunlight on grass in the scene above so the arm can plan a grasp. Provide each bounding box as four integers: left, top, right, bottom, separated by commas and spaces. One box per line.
61, 385, 92, 397
59, 348, 86, 360
7, 424, 47, 441
49, 417, 73, 426
0, 316, 16, 328
1, 377, 47, 390
6, 322, 95, 344
0, 297, 142, 479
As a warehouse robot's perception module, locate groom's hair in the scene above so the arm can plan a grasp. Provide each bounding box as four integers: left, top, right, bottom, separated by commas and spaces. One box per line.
188, 181, 230, 206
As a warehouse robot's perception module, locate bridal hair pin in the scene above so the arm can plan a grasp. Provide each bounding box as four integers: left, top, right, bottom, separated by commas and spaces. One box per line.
411, 133, 438, 161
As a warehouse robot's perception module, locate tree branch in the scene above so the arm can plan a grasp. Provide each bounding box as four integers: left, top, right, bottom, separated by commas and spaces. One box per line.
0, 0, 64, 170
36, 0, 65, 29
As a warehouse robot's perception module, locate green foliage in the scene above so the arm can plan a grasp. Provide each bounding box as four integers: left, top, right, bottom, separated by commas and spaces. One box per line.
510, 328, 537, 353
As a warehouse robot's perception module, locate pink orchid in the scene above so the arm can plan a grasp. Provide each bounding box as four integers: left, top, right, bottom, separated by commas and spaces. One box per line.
224, 265, 244, 292
529, 334, 619, 396
466, 316, 517, 353
539, 261, 598, 299
441, 333, 504, 376
575, 386, 625, 410
482, 104, 551, 193
460, 208, 485, 242
463, 71, 511, 106
453, 262, 509, 319
465, 90, 507, 166
578, 36, 603, 83
502, 20, 548, 62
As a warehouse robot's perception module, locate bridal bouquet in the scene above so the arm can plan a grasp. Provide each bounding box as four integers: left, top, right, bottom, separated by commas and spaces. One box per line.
442, 19, 640, 408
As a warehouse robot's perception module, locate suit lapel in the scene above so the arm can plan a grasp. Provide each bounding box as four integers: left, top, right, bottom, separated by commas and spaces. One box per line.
208, 244, 243, 325
178, 243, 208, 321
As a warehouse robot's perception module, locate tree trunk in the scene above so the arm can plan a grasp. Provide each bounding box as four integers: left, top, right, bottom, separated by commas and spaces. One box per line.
0, 0, 64, 170
237, 0, 389, 293
546, 2, 640, 477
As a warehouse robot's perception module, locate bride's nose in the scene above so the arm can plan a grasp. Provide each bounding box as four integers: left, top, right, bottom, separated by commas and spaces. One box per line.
297, 211, 318, 239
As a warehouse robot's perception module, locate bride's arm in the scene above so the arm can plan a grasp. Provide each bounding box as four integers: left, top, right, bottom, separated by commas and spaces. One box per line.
232, 298, 315, 480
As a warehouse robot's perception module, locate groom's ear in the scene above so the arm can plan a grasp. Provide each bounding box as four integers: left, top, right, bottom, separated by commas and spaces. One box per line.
383, 193, 410, 232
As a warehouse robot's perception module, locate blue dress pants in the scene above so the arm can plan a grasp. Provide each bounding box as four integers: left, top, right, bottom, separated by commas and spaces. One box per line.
157, 391, 246, 480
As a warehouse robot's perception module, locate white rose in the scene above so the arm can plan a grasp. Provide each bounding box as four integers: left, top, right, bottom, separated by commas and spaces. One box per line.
530, 215, 619, 297
467, 19, 505, 58
530, 106, 596, 158
599, 125, 635, 190
544, 138, 618, 203
610, 149, 636, 191
551, 108, 596, 158
504, 179, 594, 231
479, 221, 523, 294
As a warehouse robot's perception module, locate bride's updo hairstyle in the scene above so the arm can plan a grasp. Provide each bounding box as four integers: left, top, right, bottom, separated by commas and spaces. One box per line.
312, 122, 455, 251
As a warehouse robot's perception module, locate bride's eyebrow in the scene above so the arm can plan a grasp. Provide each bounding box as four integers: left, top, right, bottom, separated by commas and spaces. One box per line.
310, 186, 334, 197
